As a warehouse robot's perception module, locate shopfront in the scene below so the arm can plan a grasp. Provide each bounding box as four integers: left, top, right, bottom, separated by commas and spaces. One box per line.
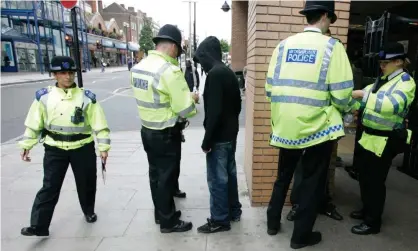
114, 42, 127, 65
128, 42, 140, 61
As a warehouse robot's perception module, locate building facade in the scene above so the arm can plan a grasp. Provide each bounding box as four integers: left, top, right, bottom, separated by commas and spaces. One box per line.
231, 0, 418, 206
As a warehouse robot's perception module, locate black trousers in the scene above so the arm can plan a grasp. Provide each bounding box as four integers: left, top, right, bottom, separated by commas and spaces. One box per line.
174, 145, 181, 192
358, 141, 398, 229
141, 126, 182, 228
267, 141, 333, 243
30, 142, 97, 230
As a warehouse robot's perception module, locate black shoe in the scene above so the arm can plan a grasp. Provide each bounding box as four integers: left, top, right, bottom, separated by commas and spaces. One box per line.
230, 216, 241, 222
321, 205, 343, 221
267, 224, 280, 236
160, 220, 193, 233
287, 209, 296, 221
350, 210, 364, 220
197, 219, 231, 234
351, 223, 380, 235
155, 210, 182, 224
174, 190, 186, 198
290, 231, 322, 249
85, 213, 97, 223
21, 227, 49, 237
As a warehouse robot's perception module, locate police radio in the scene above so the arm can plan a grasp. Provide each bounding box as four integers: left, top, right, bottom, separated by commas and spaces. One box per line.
71, 103, 84, 124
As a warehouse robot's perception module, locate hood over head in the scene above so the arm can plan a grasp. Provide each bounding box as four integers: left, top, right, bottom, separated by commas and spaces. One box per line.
193, 36, 222, 73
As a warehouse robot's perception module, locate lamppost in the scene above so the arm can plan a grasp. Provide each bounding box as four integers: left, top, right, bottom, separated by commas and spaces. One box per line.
124, 23, 129, 68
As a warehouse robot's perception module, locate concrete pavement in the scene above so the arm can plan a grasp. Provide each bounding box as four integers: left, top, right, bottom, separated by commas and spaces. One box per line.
0, 66, 129, 86
2, 128, 418, 251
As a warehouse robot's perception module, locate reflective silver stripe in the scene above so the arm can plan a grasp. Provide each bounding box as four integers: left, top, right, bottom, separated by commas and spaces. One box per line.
45, 125, 90, 133
331, 96, 350, 107
178, 103, 195, 117
136, 99, 170, 108
363, 114, 396, 128
152, 63, 171, 105
271, 95, 329, 107
270, 78, 328, 91
393, 90, 408, 109
375, 91, 385, 113
97, 138, 111, 144
266, 77, 273, 85
319, 38, 337, 85
141, 116, 178, 129
131, 68, 156, 77
387, 95, 400, 114
329, 80, 354, 91
273, 41, 286, 79
50, 66, 61, 70
22, 136, 37, 140
348, 98, 357, 106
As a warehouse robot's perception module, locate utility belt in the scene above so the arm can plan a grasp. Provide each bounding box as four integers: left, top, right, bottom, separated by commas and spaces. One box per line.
41, 129, 91, 142
142, 120, 189, 142
364, 126, 408, 154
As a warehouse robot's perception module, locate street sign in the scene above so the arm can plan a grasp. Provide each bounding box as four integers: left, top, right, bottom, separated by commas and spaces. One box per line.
60, 0, 78, 9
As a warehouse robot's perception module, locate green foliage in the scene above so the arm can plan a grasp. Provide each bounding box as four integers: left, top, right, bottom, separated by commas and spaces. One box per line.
139, 18, 155, 55
220, 39, 230, 53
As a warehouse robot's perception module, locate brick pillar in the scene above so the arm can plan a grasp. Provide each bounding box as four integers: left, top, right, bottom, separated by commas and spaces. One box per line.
231, 1, 248, 72
244, 0, 352, 206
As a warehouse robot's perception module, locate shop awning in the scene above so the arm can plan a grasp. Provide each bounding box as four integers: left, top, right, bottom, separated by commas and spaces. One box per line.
101, 39, 114, 48
1, 24, 35, 43
114, 42, 127, 50
128, 42, 140, 51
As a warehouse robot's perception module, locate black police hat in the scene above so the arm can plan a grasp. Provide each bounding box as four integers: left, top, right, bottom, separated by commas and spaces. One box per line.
153, 24, 183, 57
378, 42, 407, 61
50, 56, 77, 72
299, 0, 337, 24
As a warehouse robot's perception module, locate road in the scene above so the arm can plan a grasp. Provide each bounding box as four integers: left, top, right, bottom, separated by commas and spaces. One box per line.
1, 69, 246, 143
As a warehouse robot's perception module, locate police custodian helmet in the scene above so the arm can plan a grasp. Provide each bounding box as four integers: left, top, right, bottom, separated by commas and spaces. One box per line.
152, 24, 183, 57
378, 42, 407, 61
50, 56, 77, 73
299, 0, 337, 24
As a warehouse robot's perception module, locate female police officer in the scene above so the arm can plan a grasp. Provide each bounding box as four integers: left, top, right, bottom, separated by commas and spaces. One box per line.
19, 56, 111, 236
350, 42, 416, 235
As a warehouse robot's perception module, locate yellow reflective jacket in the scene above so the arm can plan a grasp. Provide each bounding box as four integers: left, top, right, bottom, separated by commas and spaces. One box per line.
266, 29, 359, 149
359, 70, 416, 156
18, 85, 111, 152
131, 50, 197, 130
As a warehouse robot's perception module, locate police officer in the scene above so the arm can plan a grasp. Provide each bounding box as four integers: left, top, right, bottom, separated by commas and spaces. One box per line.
350, 42, 416, 235
265, 0, 359, 248
131, 24, 199, 233
19, 56, 111, 237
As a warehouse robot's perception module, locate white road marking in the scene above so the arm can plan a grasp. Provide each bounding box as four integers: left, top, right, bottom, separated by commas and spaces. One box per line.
1, 86, 132, 145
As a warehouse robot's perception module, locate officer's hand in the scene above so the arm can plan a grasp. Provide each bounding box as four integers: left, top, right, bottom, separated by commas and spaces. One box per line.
21, 149, 31, 162
100, 151, 108, 164
352, 90, 365, 99
352, 110, 359, 122
191, 93, 200, 103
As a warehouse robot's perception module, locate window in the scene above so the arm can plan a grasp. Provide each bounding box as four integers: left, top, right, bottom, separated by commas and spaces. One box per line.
98, 23, 102, 30
113, 28, 116, 33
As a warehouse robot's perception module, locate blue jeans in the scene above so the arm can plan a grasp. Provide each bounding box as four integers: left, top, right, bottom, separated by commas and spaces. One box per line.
206, 140, 242, 226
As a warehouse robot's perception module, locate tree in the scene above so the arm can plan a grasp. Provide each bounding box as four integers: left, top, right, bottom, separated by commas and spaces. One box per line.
220, 39, 230, 53
139, 18, 154, 55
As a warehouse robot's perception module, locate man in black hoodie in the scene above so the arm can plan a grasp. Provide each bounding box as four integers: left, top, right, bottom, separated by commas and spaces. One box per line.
193, 36, 242, 233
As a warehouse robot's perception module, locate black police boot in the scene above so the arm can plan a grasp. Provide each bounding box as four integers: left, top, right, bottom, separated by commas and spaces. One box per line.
21, 226, 49, 237
160, 220, 193, 233
174, 190, 186, 198
267, 224, 281, 236
85, 213, 97, 223
320, 203, 343, 221
351, 223, 380, 235
290, 231, 322, 249
155, 210, 182, 224
349, 210, 364, 220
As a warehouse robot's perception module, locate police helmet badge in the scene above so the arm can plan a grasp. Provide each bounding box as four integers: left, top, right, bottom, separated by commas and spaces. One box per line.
62, 61, 70, 70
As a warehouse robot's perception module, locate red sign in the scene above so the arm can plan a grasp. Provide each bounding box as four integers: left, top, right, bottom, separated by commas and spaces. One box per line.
60, 0, 78, 9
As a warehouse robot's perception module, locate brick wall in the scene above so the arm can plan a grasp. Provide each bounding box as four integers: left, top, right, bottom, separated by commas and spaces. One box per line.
231, 1, 248, 72
242, 0, 352, 206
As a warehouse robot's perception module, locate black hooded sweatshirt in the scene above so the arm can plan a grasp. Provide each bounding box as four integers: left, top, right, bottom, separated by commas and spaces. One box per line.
194, 36, 241, 151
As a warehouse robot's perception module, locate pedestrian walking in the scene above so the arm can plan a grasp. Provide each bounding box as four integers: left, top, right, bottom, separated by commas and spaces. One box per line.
131, 24, 199, 233
193, 36, 242, 234
19, 56, 111, 237
350, 42, 416, 235
264, 0, 359, 248
184, 60, 200, 92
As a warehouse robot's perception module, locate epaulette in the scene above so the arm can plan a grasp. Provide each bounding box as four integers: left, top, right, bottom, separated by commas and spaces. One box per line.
35, 87, 49, 101
84, 90, 97, 104
401, 73, 411, 82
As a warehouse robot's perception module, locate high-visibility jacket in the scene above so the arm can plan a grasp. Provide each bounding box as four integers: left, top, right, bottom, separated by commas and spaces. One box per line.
358, 69, 416, 156
266, 29, 359, 149
18, 85, 111, 152
131, 50, 197, 130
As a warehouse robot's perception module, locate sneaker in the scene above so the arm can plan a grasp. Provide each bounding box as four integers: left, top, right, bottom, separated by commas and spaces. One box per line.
197, 218, 231, 234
